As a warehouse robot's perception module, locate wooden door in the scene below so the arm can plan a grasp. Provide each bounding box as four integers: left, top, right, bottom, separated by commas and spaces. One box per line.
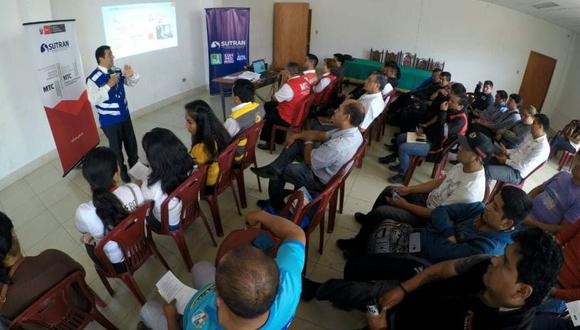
518, 51, 557, 112
273, 3, 310, 69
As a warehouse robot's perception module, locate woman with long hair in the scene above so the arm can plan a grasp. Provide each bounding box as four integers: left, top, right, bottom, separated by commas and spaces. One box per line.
0, 212, 84, 320
141, 127, 194, 228
184, 100, 231, 191
75, 146, 144, 267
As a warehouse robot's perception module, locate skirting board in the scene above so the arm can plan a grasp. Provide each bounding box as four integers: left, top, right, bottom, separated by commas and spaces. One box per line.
0, 85, 207, 191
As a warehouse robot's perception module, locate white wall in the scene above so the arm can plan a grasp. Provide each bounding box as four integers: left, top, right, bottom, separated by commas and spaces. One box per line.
239, 0, 575, 122
553, 37, 580, 130
50, 0, 215, 112
0, 0, 55, 186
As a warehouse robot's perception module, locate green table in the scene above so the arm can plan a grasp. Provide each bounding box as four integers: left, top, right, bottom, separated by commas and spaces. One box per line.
343, 58, 432, 91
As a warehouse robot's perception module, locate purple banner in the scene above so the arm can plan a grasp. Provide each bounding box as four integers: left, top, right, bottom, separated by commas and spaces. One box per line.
205, 8, 250, 94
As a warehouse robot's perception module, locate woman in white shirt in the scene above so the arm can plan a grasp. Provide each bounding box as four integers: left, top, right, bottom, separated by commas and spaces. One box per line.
75, 147, 144, 270
141, 128, 195, 230
313, 58, 338, 94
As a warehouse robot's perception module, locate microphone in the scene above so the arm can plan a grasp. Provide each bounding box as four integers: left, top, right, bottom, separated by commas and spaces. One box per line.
107, 67, 122, 90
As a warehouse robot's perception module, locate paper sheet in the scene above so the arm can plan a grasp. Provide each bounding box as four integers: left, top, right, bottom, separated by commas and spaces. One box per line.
156, 271, 198, 314
567, 300, 580, 327
128, 161, 151, 182
407, 132, 428, 144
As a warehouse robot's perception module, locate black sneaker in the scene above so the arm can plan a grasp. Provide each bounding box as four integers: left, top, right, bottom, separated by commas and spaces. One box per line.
388, 163, 401, 172
257, 142, 271, 150
388, 174, 405, 184
257, 199, 270, 209
301, 276, 322, 301
354, 212, 366, 224
250, 166, 278, 180
378, 154, 397, 164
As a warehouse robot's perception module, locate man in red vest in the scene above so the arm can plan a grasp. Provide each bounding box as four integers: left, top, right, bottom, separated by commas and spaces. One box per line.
258, 62, 311, 150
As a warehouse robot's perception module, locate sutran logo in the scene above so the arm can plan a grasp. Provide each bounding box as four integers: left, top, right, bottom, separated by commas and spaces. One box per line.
210, 40, 246, 49
40, 40, 70, 53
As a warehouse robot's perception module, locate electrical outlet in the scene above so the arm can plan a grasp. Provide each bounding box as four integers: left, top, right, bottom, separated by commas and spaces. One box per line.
182, 78, 187, 82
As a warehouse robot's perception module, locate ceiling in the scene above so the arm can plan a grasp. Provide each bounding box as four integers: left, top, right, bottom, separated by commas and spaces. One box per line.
479, 0, 580, 32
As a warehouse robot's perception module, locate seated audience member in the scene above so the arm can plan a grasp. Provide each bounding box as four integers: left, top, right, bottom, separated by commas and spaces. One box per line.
473, 90, 509, 120
312, 58, 338, 94
307, 228, 563, 330
551, 119, 580, 155
339, 132, 492, 256
332, 53, 347, 79
413, 68, 442, 94
523, 164, 580, 234
333, 186, 532, 283
259, 62, 311, 149
140, 210, 306, 330
251, 100, 364, 210
495, 105, 536, 149
0, 212, 85, 320
76, 147, 144, 269
472, 80, 494, 111
357, 72, 387, 131
420, 71, 451, 102
486, 113, 550, 185
472, 93, 522, 138
303, 53, 319, 86
184, 100, 232, 191
382, 87, 468, 184
382, 61, 400, 96
223, 79, 264, 164
141, 128, 194, 230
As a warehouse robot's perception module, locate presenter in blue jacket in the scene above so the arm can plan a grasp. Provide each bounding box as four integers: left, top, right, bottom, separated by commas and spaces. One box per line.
86, 45, 140, 182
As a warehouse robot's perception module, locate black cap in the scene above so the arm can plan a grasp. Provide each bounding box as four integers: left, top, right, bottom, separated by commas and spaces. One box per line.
458, 131, 495, 159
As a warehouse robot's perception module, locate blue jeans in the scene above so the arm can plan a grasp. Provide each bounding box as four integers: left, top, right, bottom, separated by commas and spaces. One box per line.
551, 133, 577, 154
396, 133, 431, 174
267, 141, 325, 209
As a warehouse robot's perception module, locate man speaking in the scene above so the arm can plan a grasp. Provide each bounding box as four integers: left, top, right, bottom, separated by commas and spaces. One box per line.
86, 45, 140, 182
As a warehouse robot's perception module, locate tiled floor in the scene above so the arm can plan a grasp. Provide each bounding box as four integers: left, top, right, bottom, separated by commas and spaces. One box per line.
0, 88, 561, 329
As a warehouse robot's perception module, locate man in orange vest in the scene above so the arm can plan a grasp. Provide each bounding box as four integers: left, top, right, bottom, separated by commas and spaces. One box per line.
258, 62, 311, 150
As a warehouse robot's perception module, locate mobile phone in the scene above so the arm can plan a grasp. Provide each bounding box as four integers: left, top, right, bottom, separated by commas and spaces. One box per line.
391, 191, 399, 201
367, 299, 380, 316
252, 233, 275, 252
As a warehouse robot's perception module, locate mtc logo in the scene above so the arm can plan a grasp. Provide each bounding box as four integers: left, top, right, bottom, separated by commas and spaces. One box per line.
42, 83, 55, 93
63, 73, 72, 80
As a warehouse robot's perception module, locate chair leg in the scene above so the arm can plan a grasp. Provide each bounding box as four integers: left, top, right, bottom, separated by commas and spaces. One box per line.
403, 157, 418, 186
90, 287, 107, 308
253, 158, 262, 192
172, 232, 193, 270
205, 196, 224, 237
302, 236, 310, 275
319, 216, 325, 255
339, 181, 345, 214
96, 268, 115, 297
92, 309, 119, 330
150, 238, 172, 271
199, 209, 218, 247
269, 128, 277, 154
558, 152, 570, 171
234, 170, 247, 208
327, 189, 338, 234
120, 273, 146, 305
230, 184, 243, 216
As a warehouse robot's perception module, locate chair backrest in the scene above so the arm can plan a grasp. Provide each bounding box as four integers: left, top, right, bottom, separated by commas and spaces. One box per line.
384, 51, 399, 64
369, 49, 384, 63
401, 52, 416, 67
279, 190, 307, 224
313, 77, 340, 107
210, 138, 241, 195
10, 271, 98, 329
290, 94, 315, 128
431, 60, 445, 70
237, 120, 265, 169
214, 228, 281, 265
94, 201, 153, 275
415, 58, 430, 70
158, 165, 207, 233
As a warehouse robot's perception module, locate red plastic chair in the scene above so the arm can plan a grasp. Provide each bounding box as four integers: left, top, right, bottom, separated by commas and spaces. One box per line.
402, 139, 458, 186
269, 94, 315, 153
312, 77, 342, 109
94, 201, 171, 305
232, 120, 266, 208
201, 138, 242, 237
293, 173, 344, 273
484, 161, 547, 204
147, 165, 217, 270
10, 271, 117, 330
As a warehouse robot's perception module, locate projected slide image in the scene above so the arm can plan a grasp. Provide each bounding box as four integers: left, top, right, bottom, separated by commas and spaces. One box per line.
102, 2, 178, 59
